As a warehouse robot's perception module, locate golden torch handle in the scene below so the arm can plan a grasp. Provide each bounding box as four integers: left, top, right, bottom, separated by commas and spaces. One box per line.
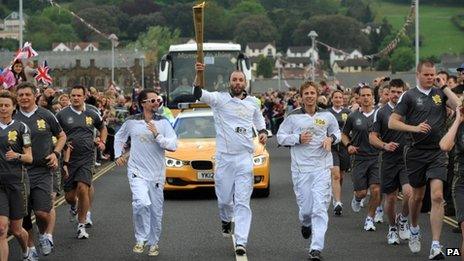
193, 2, 205, 88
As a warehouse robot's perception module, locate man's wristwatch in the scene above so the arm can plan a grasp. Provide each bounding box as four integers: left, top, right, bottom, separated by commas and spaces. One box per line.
63, 161, 70, 167
441, 84, 448, 90
17, 153, 21, 160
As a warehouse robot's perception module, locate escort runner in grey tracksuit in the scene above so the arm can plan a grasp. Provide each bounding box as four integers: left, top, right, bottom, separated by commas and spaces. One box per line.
277, 107, 340, 252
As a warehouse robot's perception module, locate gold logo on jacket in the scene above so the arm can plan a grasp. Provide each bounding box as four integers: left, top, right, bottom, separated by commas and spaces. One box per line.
341, 113, 348, 121
432, 94, 441, 105
85, 116, 93, 125
8, 130, 17, 143
37, 119, 46, 130
315, 118, 326, 126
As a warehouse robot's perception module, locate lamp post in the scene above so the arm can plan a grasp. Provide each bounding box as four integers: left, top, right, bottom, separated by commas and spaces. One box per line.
141, 54, 145, 89
108, 34, 119, 84
276, 53, 282, 91
19, 0, 23, 48
308, 30, 318, 81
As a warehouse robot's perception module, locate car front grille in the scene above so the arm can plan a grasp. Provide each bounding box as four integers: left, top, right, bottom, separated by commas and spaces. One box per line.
191, 160, 213, 170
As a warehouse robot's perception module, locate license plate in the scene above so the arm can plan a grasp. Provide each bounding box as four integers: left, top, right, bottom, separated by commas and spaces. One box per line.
197, 171, 214, 181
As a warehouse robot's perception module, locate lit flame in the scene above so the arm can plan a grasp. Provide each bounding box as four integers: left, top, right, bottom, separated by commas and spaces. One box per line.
193, 1, 205, 9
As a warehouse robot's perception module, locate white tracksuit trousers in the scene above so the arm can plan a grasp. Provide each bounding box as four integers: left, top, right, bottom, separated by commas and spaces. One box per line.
214, 152, 254, 246
291, 168, 331, 251
128, 172, 164, 246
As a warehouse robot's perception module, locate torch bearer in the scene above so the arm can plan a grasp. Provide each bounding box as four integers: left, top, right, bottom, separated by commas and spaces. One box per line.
193, 2, 205, 88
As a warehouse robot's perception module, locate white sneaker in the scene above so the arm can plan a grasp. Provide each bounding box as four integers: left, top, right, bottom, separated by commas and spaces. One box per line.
39, 234, 53, 255
428, 244, 445, 260
397, 215, 411, 240
374, 206, 384, 223
69, 205, 77, 222
148, 245, 159, 256
23, 247, 38, 261
133, 242, 145, 253
409, 231, 421, 253
360, 197, 368, 208
364, 217, 376, 231
77, 226, 89, 239
86, 211, 93, 227
387, 227, 400, 245
351, 196, 361, 213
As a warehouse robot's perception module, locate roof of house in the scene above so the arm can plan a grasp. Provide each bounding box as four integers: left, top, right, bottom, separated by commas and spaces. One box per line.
334, 58, 370, 67
247, 42, 275, 50
52, 42, 100, 50
287, 46, 311, 53
283, 57, 310, 64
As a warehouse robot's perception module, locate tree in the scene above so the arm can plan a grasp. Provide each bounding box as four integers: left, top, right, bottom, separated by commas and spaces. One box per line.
119, 0, 161, 16
127, 26, 180, 64
126, 13, 166, 41
204, 2, 229, 40
292, 15, 371, 52
228, 0, 267, 30
25, 16, 58, 50
375, 57, 390, 71
41, 6, 73, 25
161, 3, 194, 37
73, 6, 122, 42
256, 55, 274, 78
0, 38, 19, 51
344, 0, 374, 23
390, 47, 414, 72
233, 15, 278, 47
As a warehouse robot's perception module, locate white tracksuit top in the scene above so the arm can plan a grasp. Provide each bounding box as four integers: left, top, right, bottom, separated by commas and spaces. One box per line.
200, 90, 266, 154
277, 107, 341, 172
114, 113, 177, 183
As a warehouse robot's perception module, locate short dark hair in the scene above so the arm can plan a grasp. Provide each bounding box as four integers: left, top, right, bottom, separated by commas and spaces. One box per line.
359, 85, 373, 95
388, 79, 406, 90
437, 70, 449, 80
71, 85, 87, 95
0, 90, 16, 105
299, 81, 319, 96
16, 82, 37, 94
449, 75, 458, 83
417, 60, 435, 73
137, 89, 158, 108
330, 90, 343, 99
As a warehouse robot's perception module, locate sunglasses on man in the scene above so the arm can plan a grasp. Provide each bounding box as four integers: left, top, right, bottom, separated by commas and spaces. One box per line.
143, 98, 162, 104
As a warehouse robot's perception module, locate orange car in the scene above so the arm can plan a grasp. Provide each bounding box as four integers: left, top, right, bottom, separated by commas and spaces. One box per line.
164, 108, 270, 197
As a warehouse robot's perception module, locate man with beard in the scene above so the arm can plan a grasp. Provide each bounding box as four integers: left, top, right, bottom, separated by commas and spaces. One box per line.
193, 63, 267, 256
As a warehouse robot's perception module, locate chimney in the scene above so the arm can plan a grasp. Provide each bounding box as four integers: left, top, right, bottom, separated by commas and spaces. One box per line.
75, 59, 81, 67
90, 59, 95, 67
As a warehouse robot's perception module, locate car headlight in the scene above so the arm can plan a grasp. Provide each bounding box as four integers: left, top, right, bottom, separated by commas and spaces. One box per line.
253, 155, 266, 166
165, 157, 184, 168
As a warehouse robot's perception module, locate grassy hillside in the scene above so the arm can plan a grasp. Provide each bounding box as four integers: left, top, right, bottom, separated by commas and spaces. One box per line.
371, 0, 464, 57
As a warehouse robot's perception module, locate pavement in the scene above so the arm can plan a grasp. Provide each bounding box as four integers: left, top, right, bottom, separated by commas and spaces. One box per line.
8, 138, 462, 260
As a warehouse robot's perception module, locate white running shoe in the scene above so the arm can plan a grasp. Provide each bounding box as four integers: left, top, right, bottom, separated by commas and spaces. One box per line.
397, 215, 411, 240
39, 234, 53, 255
351, 196, 361, 213
374, 206, 384, 223
409, 231, 421, 253
148, 245, 159, 256
23, 247, 38, 261
133, 242, 145, 253
387, 227, 400, 245
428, 244, 445, 260
364, 217, 376, 231
77, 226, 89, 239
86, 211, 93, 227
69, 205, 77, 222
360, 197, 368, 208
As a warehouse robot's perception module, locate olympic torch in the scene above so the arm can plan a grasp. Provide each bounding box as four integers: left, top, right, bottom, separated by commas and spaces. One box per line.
193, 1, 205, 88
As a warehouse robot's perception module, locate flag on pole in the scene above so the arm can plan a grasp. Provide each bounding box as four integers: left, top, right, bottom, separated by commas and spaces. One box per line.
14, 42, 38, 61
35, 60, 53, 86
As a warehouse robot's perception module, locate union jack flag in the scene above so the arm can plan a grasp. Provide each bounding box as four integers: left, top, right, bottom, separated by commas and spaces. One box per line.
14, 42, 38, 61
35, 60, 53, 86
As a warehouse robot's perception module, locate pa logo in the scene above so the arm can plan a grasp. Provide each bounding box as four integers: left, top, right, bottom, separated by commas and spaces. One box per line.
446, 248, 461, 256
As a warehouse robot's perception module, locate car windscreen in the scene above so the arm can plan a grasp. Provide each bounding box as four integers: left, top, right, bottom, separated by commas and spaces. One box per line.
174, 116, 216, 139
